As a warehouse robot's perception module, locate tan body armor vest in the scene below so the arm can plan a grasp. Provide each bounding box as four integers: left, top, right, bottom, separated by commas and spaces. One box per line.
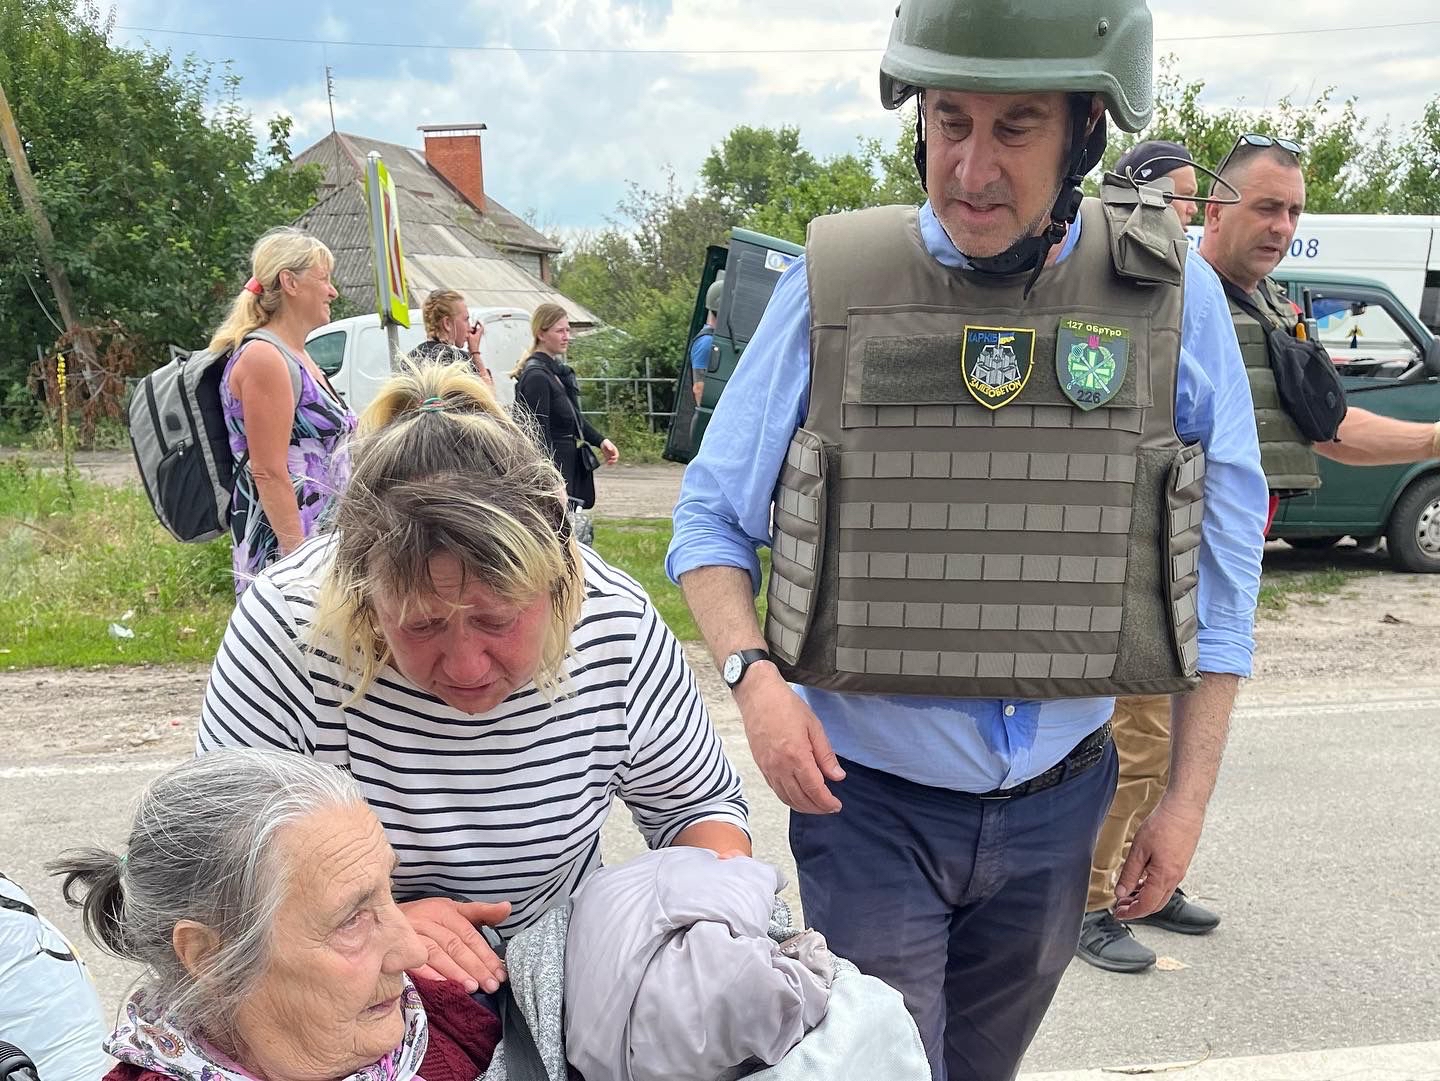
1226, 277, 1321, 493
763, 184, 1204, 699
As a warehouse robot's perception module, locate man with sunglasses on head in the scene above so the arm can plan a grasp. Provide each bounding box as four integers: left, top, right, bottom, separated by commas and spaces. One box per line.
1199, 134, 1440, 533
668, 2, 1267, 1076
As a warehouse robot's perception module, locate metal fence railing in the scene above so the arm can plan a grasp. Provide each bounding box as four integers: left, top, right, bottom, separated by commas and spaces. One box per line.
575, 359, 676, 432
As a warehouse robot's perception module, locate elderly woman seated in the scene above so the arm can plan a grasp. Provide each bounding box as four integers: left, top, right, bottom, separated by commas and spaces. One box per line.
51, 749, 500, 1081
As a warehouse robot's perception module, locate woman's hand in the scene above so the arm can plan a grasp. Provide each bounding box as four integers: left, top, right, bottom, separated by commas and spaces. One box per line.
399, 896, 511, 993
600, 438, 620, 466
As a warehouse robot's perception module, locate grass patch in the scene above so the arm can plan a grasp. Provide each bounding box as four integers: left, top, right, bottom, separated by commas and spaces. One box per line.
1257, 566, 1368, 613
601, 412, 669, 465
0, 459, 234, 667
0, 461, 1373, 669
593, 517, 769, 642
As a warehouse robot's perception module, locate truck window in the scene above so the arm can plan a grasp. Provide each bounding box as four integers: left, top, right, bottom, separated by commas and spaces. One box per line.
1310, 294, 1420, 378
308, 330, 347, 377
720, 240, 796, 346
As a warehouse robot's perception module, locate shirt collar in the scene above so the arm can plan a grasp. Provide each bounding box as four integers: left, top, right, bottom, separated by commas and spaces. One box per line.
918, 200, 1084, 270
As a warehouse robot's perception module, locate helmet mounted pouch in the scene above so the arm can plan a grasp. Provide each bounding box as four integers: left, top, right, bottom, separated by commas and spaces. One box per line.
1100, 173, 1186, 287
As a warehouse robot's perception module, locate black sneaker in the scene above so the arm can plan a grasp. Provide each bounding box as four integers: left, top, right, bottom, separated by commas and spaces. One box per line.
1124, 886, 1221, 936
1076, 909, 1156, 973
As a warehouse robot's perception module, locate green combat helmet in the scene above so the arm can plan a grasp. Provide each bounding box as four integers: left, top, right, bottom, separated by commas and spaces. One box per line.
879, 0, 1155, 287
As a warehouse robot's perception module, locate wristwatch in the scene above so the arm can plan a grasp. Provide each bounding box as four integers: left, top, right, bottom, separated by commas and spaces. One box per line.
722, 648, 773, 689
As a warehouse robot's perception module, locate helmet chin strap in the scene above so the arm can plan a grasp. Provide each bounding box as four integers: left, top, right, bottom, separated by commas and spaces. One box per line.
915, 94, 1108, 297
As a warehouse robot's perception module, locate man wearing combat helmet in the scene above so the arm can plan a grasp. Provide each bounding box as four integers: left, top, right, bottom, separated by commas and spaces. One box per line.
668, 1, 1267, 1076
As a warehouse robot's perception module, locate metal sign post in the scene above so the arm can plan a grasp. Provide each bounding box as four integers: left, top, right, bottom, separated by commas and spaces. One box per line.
364, 151, 410, 367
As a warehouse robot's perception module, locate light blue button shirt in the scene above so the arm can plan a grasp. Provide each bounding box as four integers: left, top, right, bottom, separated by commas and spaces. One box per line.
667, 202, 1267, 791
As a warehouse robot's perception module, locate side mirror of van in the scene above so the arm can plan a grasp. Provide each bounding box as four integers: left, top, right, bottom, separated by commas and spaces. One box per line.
1424, 337, 1440, 378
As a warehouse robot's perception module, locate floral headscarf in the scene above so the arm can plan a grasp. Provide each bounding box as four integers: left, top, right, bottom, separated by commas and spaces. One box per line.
106, 976, 429, 1081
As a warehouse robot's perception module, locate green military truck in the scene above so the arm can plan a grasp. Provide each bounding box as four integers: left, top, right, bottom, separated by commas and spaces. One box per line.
1267, 269, 1440, 570
663, 228, 804, 463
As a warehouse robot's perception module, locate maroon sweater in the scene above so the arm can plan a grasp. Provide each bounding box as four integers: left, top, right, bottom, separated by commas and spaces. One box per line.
103, 977, 501, 1081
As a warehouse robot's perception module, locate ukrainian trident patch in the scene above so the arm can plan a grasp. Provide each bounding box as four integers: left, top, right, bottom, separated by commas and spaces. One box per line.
1056, 318, 1131, 410
961, 326, 1035, 410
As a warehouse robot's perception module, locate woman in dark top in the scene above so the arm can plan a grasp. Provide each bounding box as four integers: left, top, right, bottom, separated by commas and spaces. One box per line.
406, 288, 493, 388
512, 303, 619, 508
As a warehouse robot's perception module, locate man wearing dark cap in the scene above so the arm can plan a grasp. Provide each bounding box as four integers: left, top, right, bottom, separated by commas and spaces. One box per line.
1077, 136, 1221, 974
1082, 133, 1440, 975
1114, 138, 1200, 223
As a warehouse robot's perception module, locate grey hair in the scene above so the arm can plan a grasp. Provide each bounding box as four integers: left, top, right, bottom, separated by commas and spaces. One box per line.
49, 749, 363, 1045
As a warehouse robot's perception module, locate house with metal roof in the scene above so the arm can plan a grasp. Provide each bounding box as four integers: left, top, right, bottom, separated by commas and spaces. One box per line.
293, 125, 599, 327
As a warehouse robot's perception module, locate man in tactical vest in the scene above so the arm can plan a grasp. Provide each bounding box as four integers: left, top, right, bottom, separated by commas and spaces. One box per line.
690, 276, 724, 405
1079, 141, 1223, 974
1198, 137, 1440, 529
667, 3, 1268, 1077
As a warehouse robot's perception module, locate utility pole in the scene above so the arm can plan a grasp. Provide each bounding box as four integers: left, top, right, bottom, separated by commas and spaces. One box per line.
325, 66, 338, 136
0, 78, 90, 361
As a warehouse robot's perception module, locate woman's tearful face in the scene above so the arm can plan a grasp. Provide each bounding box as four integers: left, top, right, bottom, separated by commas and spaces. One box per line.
374, 552, 553, 715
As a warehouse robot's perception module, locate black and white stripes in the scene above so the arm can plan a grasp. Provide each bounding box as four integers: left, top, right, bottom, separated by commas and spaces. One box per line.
198, 538, 749, 934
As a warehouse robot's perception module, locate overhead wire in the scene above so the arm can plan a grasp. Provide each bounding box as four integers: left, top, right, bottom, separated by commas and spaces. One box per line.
112, 17, 1440, 56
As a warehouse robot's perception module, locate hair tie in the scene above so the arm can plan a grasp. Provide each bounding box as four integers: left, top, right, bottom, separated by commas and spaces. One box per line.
244, 277, 263, 296
118, 853, 128, 872
418, 397, 447, 413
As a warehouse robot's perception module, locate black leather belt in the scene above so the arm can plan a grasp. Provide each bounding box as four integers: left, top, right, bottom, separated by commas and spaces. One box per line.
976, 720, 1113, 800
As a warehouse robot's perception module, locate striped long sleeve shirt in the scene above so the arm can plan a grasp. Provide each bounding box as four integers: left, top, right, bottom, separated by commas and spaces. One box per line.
198, 538, 749, 933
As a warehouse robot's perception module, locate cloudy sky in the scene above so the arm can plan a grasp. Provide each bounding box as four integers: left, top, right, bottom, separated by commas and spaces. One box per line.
109, 1, 1440, 235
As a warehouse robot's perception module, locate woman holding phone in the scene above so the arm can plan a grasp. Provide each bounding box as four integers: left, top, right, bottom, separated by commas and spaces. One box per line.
408, 288, 493, 387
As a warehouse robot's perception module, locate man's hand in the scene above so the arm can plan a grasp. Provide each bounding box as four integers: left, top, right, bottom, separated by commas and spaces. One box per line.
399, 897, 511, 993
1113, 797, 1205, 920
599, 438, 620, 465
736, 665, 845, 815
692, 380, 705, 406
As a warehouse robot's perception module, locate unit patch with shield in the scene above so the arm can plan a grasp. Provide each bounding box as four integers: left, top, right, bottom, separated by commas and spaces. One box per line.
961, 326, 1036, 410
1056, 318, 1131, 410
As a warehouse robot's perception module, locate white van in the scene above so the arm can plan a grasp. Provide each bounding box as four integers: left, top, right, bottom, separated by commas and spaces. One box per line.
1185, 214, 1440, 331
305, 308, 532, 416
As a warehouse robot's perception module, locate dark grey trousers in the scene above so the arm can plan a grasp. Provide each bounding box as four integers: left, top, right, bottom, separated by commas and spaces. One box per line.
789, 740, 1118, 1081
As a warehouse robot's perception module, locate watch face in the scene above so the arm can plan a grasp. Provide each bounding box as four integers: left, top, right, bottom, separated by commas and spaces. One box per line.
723, 653, 743, 685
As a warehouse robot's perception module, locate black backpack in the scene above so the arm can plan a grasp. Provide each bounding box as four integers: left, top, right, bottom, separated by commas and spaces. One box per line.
128, 329, 302, 542
1224, 280, 1347, 444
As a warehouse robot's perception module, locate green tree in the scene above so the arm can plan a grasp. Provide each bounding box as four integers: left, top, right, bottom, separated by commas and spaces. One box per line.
1098, 57, 1440, 215
556, 172, 734, 385
1388, 97, 1440, 214
0, 0, 320, 410
743, 148, 882, 245
701, 125, 817, 213
556, 120, 926, 386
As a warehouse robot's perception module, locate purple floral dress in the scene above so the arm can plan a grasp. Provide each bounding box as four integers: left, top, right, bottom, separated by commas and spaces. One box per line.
220, 343, 357, 593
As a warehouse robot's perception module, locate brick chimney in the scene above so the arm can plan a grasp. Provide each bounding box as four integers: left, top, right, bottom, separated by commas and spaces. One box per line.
419, 123, 487, 212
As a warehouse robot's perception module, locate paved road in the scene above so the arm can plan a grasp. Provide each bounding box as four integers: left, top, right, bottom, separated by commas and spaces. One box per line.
5, 675, 1437, 1074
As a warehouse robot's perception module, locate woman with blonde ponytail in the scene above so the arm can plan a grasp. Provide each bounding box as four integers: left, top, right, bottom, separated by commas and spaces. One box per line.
198, 361, 749, 994
213, 227, 356, 592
